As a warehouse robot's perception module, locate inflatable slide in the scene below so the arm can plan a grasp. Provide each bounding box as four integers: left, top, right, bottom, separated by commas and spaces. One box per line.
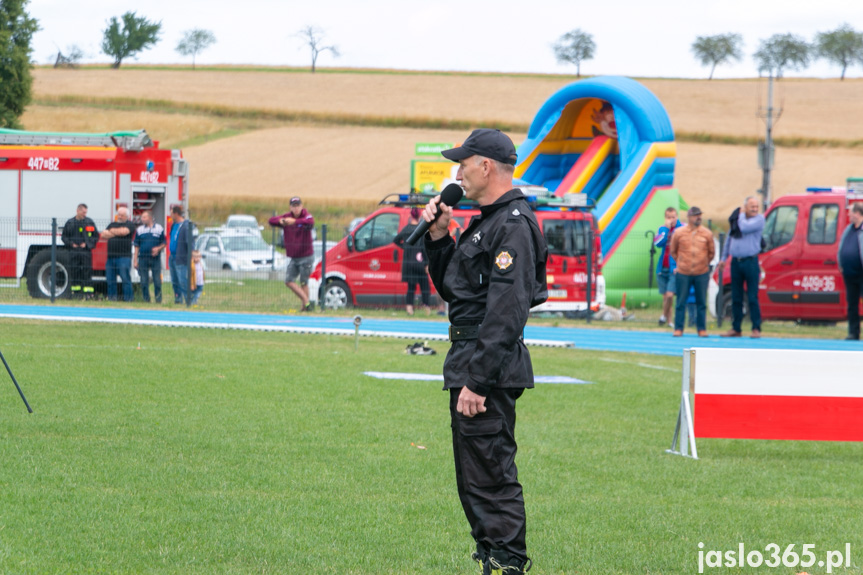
515, 76, 679, 303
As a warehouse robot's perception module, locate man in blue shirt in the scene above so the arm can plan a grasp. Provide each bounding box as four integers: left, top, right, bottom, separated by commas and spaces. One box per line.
838, 202, 863, 340
133, 210, 166, 303
169, 206, 192, 306
719, 196, 765, 338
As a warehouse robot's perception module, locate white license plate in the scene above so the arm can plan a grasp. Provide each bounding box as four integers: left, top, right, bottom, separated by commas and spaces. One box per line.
548, 289, 567, 299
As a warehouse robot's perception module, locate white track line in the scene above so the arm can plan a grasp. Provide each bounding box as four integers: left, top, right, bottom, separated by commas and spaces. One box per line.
2, 312, 574, 348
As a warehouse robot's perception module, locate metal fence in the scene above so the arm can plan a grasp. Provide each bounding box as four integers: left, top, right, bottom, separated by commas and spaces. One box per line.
0, 215, 730, 327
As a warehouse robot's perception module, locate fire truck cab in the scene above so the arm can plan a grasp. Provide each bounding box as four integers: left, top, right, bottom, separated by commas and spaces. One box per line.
709, 179, 863, 322
309, 189, 605, 315
0, 129, 188, 298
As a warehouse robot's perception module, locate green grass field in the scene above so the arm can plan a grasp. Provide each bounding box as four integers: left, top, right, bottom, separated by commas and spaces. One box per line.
1, 320, 861, 574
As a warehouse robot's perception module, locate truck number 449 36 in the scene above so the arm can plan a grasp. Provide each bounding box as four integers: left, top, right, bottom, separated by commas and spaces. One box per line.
27, 157, 59, 171
800, 275, 836, 292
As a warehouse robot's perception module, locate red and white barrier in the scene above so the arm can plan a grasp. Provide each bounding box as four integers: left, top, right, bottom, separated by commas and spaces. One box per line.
668, 348, 863, 459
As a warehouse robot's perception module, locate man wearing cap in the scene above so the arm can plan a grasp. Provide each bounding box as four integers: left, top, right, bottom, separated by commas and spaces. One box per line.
422, 129, 547, 575
669, 206, 715, 337
269, 197, 315, 312
719, 196, 765, 338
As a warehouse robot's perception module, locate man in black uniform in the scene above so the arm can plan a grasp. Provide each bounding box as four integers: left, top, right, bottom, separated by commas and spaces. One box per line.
422, 129, 548, 575
61, 203, 100, 298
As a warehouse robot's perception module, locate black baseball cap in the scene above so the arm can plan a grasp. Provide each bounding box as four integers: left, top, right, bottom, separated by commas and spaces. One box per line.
688, 206, 703, 216
290, 196, 302, 205
441, 129, 518, 166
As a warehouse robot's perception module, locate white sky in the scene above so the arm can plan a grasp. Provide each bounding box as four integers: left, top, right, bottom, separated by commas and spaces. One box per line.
29, 0, 863, 79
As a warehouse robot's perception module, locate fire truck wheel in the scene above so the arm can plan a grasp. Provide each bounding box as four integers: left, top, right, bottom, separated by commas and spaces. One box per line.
26, 250, 72, 299
718, 289, 747, 321
322, 279, 352, 309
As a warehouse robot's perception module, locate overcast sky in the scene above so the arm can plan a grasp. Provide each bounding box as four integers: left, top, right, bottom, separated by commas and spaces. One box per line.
29, 0, 863, 79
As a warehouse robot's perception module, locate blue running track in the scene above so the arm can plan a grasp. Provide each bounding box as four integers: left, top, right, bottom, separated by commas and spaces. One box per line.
2, 303, 858, 356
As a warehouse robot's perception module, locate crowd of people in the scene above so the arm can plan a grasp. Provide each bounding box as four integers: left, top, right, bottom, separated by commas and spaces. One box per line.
61, 204, 197, 305
654, 197, 863, 340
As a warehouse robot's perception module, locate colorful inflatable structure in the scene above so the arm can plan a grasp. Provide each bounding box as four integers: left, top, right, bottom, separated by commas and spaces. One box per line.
515, 76, 682, 303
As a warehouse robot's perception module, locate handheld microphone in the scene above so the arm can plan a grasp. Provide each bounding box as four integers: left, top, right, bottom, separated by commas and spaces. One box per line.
406, 184, 464, 245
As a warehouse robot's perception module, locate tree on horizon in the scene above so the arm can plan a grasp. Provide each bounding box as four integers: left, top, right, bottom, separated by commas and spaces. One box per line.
101, 11, 161, 69
815, 23, 863, 80
552, 29, 595, 77
295, 25, 339, 73
754, 33, 811, 78
691, 33, 743, 80
176, 29, 216, 70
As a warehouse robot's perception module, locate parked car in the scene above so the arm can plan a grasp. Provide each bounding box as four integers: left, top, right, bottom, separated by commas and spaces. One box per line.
225, 214, 264, 237
195, 229, 287, 271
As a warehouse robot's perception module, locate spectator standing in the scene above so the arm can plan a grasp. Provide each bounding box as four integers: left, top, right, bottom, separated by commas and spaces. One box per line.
393, 207, 431, 315
189, 249, 205, 305
100, 206, 136, 302
838, 202, 863, 340
169, 206, 192, 306
719, 196, 765, 338
61, 203, 99, 298
268, 197, 315, 312
654, 207, 680, 326
669, 206, 714, 337
133, 210, 166, 303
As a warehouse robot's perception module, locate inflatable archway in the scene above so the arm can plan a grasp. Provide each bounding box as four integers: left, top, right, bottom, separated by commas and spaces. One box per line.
515, 76, 681, 303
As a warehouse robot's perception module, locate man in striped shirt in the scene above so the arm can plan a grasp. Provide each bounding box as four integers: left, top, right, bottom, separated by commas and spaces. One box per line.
133, 210, 166, 303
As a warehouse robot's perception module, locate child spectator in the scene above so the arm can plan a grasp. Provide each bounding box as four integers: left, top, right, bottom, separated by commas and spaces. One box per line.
190, 250, 205, 305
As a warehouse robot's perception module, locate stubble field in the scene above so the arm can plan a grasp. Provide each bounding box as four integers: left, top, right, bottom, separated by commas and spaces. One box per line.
24, 68, 863, 222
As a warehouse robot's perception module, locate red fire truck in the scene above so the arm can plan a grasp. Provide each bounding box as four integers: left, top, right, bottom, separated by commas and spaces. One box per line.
709, 179, 863, 322
0, 129, 189, 298
309, 190, 605, 315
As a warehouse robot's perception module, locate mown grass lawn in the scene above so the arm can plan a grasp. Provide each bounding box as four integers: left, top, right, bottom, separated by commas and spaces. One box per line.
0, 319, 861, 574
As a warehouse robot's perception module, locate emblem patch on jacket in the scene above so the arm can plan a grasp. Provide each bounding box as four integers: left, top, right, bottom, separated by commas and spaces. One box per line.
495, 250, 514, 272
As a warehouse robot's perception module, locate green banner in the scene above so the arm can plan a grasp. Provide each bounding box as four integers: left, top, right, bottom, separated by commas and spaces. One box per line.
415, 142, 453, 156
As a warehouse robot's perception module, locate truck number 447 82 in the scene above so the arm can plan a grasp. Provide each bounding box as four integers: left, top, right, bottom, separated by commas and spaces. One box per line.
27, 157, 59, 171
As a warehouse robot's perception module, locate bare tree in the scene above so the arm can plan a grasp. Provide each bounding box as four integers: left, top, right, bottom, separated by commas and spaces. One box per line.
176, 29, 216, 70
552, 29, 595, 77
295, 25, 339, 73
53, 44, 85, 69
691, 33, 743, 80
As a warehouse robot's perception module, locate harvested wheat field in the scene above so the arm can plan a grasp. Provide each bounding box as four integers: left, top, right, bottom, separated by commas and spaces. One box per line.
184, 125, 863, 220
33, 69, 863, 141
675, 143, 863, 217
20, 105, 245, 148
25, 68, 863, 223
184, 124, 482, 202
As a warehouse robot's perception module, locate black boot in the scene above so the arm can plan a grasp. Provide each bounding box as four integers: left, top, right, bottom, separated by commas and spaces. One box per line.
487, 548, 532, 574
471, 542, 489, 574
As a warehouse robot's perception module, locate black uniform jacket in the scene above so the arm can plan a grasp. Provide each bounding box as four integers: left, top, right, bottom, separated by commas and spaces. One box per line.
61, 217, 99, 250
425, 189, 548, 396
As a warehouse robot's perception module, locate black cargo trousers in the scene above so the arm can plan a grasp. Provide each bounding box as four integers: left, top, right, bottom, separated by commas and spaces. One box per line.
449, 386, 526, 562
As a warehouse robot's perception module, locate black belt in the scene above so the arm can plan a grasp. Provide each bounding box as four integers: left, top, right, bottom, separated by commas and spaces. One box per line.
449, 325, 480, 341
733, 255, 757, 262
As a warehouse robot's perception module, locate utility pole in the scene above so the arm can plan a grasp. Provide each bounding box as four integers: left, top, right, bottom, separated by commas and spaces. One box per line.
757, 72, 782, 210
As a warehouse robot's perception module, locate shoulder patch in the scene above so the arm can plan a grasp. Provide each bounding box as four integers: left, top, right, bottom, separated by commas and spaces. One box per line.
494, 249, 516, 273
